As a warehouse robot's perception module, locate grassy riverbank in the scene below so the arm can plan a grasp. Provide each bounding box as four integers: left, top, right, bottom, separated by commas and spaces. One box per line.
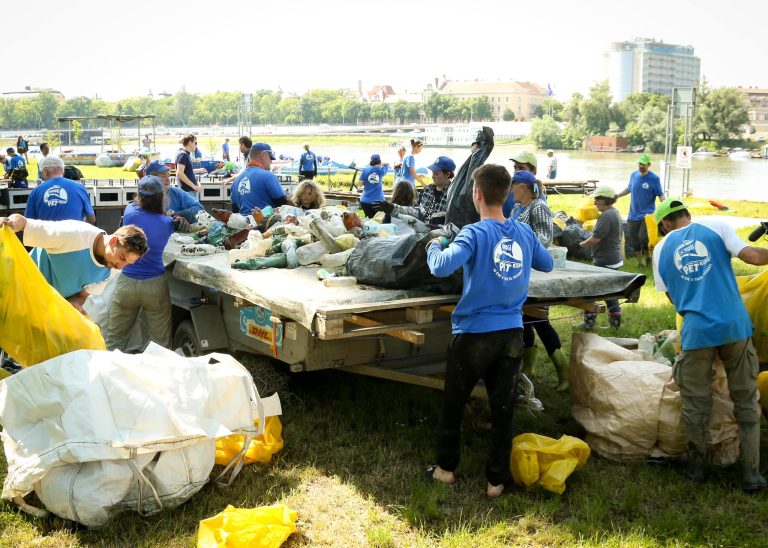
1, 198, 767, 546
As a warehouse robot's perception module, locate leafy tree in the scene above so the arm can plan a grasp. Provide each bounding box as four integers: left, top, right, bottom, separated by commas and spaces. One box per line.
694, 87, 749, 141
469, 96, 492, 121
534, 98, 564, 121
530, 116, 562, 149
278, 97, 300, 124
390, 101, 408, 124
580, 81, 613, 135
174, 90, 197, 126
502, 109, 516, 121
35, 92, 59, 128
370, 102, 389, 123
625, 104, 667, 152
405, 103, 422, 123
423, 93, 452, 123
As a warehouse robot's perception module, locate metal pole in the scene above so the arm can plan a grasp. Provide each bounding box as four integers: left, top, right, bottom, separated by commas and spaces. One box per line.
663, 104, 674, 195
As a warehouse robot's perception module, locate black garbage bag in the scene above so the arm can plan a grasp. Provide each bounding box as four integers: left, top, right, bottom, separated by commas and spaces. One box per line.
347, 227, 462, 293
444, 126, 495, 229
558, 224, 593, 261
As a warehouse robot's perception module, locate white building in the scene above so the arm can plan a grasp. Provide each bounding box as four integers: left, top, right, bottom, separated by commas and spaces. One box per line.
606, 38, 700, 102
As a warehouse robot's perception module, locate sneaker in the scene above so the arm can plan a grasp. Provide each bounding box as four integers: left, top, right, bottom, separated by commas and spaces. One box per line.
609, 312, 622, 329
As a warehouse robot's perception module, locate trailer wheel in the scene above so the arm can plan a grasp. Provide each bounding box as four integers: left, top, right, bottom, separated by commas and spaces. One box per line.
235, 352, 291, 399
174, 320, 200, 357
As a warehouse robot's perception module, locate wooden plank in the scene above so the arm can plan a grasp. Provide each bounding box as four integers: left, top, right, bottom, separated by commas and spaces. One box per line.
406, 307, 433, 325
438, 305, 456, 313
343, 364, 487, 400
344, 315, 425, 345
540, 179, 598, 187
522, 306, 549, 319
316, 295, 459, 316
317, 318, 450, 341
316, 316, 344, 338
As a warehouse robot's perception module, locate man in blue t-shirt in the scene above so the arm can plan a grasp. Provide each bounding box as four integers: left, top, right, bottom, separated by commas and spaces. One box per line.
25, 156, 96, 223
298, 144, 318, 181
5, 147, 28, 188
425, 164, 553, 498
653, 198, 768, 491
358, 153, 389, 218
231, 143, 291, 215
617, 153, 664, 267
222, 138, 230, 161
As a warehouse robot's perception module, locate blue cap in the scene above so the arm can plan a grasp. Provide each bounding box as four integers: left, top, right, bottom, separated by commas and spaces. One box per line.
427, 156, 456, 173
251, 142, 276, 160
511, 170, 536, 186
145, 160, 169, 175
138, 175, 163, 196
370, 154, 381, 164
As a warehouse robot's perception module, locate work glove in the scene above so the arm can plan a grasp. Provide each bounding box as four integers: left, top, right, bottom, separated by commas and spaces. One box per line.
372, 201, 394, 214
173, 215, 190, 232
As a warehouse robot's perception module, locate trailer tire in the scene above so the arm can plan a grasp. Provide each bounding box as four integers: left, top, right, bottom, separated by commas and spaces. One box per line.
174, 320, 201, 357
235, 352, 291, 399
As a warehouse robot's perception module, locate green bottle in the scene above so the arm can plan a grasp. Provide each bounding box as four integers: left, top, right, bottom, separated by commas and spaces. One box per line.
232, 254, 288, 270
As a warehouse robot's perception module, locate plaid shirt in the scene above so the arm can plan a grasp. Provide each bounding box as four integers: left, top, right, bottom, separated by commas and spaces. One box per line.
393, 183, 449, 225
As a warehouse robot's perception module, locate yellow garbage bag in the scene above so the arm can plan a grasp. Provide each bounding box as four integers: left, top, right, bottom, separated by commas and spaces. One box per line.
737, 270, 768, 363
0, 227, 105, 367
575, 197, 599, 222
645, 213, 662, 251
198, 504, 298, 548
582, 218, 597, 232
215, 416, 284, 466
510, 433, 591, 494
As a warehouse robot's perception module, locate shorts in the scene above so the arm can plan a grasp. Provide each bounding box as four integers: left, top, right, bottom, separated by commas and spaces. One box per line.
626, 219, 649, 253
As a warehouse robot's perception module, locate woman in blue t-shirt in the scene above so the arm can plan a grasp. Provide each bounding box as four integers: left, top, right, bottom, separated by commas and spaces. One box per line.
400, 138, 425, 187
358, 153, 389, 218
106, 176, 174, 352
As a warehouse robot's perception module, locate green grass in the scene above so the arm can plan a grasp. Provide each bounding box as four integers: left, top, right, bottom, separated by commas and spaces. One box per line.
2, 194, 768, 545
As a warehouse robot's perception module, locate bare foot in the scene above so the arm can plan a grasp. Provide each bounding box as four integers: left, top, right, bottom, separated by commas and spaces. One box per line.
487, 482, 504, 498
429, 465, 455, 485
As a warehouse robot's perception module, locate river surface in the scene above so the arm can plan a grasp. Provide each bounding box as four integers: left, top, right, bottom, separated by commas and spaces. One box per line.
147, 142, 768, 202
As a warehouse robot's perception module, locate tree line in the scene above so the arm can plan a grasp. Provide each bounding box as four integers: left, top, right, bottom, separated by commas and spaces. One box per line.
0, 89, 493, 130
0, 83, 750, 152
530, 81, 751, 151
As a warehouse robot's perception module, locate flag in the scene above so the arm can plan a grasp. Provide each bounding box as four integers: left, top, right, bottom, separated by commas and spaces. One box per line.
547, 83, 553, 97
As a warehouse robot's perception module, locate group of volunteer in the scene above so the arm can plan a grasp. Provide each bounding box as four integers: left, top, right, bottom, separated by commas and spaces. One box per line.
2, 139, 768, 498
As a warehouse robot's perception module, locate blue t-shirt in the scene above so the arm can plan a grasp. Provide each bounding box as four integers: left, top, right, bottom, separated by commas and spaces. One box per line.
121, 204, 173, 280
653, 219, 752, 350
400, 155, 415, 184
359, 165, 388, 204
300, 151, 317, 171
175, 149, 196, 192
427, 218, 553, 334
231, 166, 285, 215
8, 155, 25, 172
627, 170, 663, 221
167, 186, 203, 222
222, 142, 230, 155
25, 177, 94, 221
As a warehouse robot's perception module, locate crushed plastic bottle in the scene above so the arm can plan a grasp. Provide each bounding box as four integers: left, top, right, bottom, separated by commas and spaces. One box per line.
319, 248, 355, 268
296, 241, 330, 265
363, 220, 397, 237
638, 333, 656, 361
281, 239, 298, 269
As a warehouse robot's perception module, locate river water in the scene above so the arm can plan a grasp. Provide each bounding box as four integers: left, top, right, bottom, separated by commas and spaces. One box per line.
158, 142, 768, 202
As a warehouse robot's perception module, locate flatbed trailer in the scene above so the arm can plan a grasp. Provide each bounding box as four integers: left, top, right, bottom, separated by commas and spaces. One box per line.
163, 239, 645, 394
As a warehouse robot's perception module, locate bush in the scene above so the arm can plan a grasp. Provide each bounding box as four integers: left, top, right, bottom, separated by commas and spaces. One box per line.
530, 116, 563, 150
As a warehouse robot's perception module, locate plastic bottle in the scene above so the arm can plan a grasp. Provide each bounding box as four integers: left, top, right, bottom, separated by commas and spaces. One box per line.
392, 211, 430, 233
638, 333, 656, 361
310, 218, 344, 253
281, 239, 298, 269
363, 220, 397, 237
296, 241, 330, 265
319, 247, 355, 268
327, 215, 347, 237
232, 254, 288, 270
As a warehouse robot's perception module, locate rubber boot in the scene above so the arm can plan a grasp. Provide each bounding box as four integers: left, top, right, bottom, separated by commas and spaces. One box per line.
549, 348, 569, 392
682, 423, 707, 483
739, 422, 768, 493
521, 346, 538, 377
574, 312, 596, 331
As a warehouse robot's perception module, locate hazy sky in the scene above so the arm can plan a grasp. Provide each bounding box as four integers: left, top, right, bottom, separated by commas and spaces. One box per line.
7, 0, 766, 102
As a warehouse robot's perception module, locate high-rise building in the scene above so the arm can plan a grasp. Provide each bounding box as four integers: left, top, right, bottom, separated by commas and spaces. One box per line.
606, 38, 700, 102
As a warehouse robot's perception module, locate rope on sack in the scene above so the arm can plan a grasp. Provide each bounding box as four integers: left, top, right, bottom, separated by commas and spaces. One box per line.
128, 460, 163, 517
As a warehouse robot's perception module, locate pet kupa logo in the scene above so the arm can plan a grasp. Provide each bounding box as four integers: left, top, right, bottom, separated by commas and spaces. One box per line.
43, 185, 68, 207
237, 177, 251, 195
673, 238, 712, 281
493, 237, 523, 281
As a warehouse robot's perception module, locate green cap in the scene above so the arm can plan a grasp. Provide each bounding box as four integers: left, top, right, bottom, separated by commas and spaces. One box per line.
510, 151, 538, 168
591, 186, 617, 199
655, 197, 688, 223
638, 153, 651, 165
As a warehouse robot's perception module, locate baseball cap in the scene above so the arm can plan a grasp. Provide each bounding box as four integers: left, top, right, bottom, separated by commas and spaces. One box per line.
511, 170, 537, 186
252, 143, 276, 160
138, 175, 164, 196
370, 153, 381, 164
510, 151, 538, 168
428, 156, 456, 173
591, 186, 617, 199
145, 160, 170, 175
638, 153, 651, 165
655, 198, 688, 223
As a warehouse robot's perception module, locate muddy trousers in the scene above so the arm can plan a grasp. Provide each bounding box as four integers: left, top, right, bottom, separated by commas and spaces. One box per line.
106, 273, 172, 351
523, 314, 562, 354
436, 329, 524, 486
674, 338, 760, 456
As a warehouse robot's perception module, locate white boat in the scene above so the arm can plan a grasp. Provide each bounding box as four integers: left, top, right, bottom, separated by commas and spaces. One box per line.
727, 148, 751, 160
692, 147, 716, 158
